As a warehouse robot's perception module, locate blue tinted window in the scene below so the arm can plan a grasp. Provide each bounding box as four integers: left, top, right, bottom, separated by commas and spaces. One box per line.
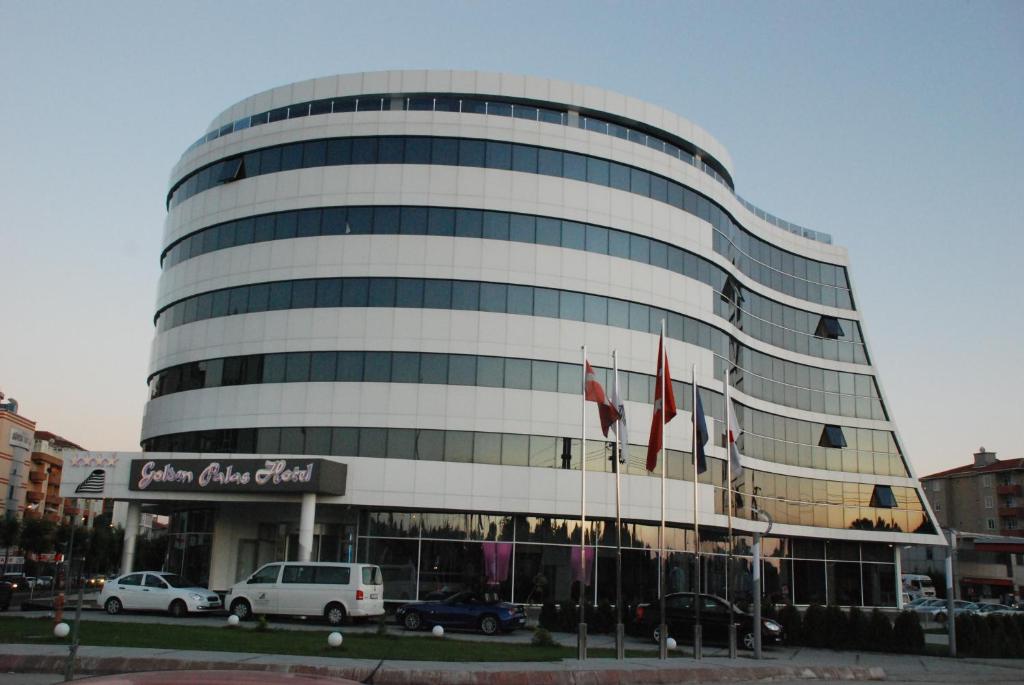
340, 278, 368, 306
535, 217, 560, 246
368, 279, 396, 307
458, 139, 486, 167
454, 209, 483, 237
423, 280, 452, 309
363, 352, 391, 382
378, 137, 404, 163
486, 141, 512, 169
480, 283, 507, 313
451, 281, 479, 310
352, 138, 377, 164
509, 214, 534, 243
275, 212, 297, 240
347, 207, 373, 234
336, 352, 363, 381
563, 153, 586, 181
404, 137, 432, 164
482, 212, 509, 240
534, 288, 559, 318
431, 138, 458, 165
427, 208, 455, 236
268, 282, 292, 310
537, 148, 562, 176
400, 206, 427, 235
512, 145, 538, 173
395, 279, 424, 307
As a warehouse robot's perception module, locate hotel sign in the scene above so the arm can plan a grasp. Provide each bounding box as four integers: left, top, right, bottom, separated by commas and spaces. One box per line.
129, 458, 346, 496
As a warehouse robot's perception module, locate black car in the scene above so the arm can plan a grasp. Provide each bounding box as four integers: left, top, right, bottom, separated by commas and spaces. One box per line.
0, 581, 12, 611
395, 590, 527, 635
633, 592, 783, 649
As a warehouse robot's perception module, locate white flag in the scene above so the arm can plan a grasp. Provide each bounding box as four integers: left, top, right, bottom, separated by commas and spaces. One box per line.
610, 368, 628, 463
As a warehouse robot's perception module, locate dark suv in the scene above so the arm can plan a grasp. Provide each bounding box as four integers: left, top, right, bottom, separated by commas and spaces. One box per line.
633, 592, 784, 650
0, 581, 12, 611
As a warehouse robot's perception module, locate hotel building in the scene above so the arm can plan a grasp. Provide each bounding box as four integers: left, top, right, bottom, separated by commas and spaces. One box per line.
62, 71, 943, 609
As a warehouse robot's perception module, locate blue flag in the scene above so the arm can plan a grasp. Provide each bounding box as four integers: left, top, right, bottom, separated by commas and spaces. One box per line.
694, 391, 709, 474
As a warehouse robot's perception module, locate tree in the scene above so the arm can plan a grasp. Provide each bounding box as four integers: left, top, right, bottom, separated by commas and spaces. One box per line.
0, 517, 21, 575
18, 517, 56, 557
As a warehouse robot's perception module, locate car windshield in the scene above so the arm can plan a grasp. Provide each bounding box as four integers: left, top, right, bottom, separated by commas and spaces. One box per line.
160, 574, 198, 588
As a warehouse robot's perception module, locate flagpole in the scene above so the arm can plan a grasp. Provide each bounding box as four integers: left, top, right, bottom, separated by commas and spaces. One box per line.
725, 367, 737, 658
692, 363, 703, 660
613, 349, 625, 660
658, 321, 668, 660
578, 345, 587, 660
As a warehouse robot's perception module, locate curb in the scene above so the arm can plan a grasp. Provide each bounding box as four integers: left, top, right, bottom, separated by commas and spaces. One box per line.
0, 654, 886, 683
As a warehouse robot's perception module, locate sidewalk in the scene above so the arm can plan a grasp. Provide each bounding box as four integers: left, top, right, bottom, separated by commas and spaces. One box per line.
0, 642, 886, 684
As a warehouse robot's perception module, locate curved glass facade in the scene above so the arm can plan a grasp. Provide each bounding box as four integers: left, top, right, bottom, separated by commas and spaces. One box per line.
167, 136, 851, 308
161, 206, 866, 363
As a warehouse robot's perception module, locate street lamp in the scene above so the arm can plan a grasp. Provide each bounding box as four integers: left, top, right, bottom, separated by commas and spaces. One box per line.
944, 528, 958, 658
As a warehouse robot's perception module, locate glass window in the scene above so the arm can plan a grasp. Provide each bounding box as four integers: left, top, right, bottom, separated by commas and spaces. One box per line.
504, 358, 531, 390
368, 279, 396, 307
454, 209, 483, 238
351, 138, 378, 164
452, 281, 480, 310
563, 153, 586, 181
448, 354, 477, 386
249, 564, 280, 583
560, 291, 584, 321
485, 141, 512, 169
285, 352, 311, 382
431, 138, 458, 165
509, 214, 535, 243
534, 288, 559, 318
391, 352, 420, 383
315, 566, 351, 584
476, 357, 505, 387
482, 211, 509, 240
458, 139, 486, 167
424, 280, 452, 309
364, 352, 391, 382
507, 285, 533, 315
342, 278, 368, 306
262, 354, 286, 383
395, 279, 424, 307
419, 353, 448, 384
315, 279, 342, 308
537, 148, 562, 176
268, 282, 292, 311
427, 208, 455, 236
512, 145, 538, 173
291, 280, 315, 309
310, 352, 336, 382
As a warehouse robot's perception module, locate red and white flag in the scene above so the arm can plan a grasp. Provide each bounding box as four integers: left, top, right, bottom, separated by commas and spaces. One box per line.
646, 334, 677, 471
585, 360, 620, 437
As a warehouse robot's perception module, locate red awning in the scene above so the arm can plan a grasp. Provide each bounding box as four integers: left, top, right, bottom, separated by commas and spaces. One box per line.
961, 577, 1013, 587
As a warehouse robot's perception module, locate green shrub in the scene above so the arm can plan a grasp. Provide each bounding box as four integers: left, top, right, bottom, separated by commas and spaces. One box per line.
997, 614, 1024, 655
777, 604, 803, 646
865, 609, 892, 652
892, 610, 925, 654
592, 600, 615, 634
802, 604, 828, 648
376, 612, 389, 636
974, 614, 994, 657
558, 600, 578, 632
531, 626, 557, 647
823, 605, 848, 650
538, 601, 560, 631
255, 614, 270, 632
954, 614, 976, 657
846, 606, 868, 650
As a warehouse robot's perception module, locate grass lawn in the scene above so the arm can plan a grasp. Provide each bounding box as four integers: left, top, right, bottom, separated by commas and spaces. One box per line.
0, 617, 670, 662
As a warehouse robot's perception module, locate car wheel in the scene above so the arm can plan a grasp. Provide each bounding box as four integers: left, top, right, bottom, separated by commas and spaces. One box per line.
230, 598, 252, 621
104, 597, 122, 615
169, 599, 188, 618
479, 614, 499, 636
651, 625, 662, 644
743, 630, 756, 650
403, 611, 422, 631
325, 602, 347, 626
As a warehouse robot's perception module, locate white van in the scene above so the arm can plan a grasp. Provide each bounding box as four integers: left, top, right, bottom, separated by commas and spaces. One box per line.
226, 562, 384, 625
902, 573, 936, 599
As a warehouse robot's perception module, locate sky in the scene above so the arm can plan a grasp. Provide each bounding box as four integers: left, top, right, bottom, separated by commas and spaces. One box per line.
0, 1, 1020, 477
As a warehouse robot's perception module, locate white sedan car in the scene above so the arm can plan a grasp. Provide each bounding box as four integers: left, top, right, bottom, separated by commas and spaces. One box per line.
99, 571, 222, 617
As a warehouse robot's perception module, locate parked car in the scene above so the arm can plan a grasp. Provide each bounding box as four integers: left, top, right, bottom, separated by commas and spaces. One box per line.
632, 592, 784, 650
34, 575, 54, 589
0, 581, 11, 610
395, 590, 527, 635
0, 574, 28, 592
909, 598, 947, 617
930, 600, 978, 623
972, 603, 1019, 616
99, 572, 222, 617
226, 562, 384, 626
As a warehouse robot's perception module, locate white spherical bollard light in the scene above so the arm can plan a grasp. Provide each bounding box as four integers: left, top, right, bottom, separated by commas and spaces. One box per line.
227, 614, 240, 627
431, 625, 444, 637
327, 631, 344, 648
666, 637, 677, 651
53, 622, 70, 638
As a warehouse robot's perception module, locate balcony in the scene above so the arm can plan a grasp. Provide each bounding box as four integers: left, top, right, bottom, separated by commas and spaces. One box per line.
998, 506, 1024, 518
64, 506, 80, 516
997, 484, 1022, 496
44, 493, 61, 507
44, 512, 60, 524
28, 469, 47, 483
25, 490, 44, 504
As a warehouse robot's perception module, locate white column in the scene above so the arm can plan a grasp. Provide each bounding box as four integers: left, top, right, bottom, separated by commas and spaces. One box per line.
120, 502, 141, 574
298, 493, 317, 562
894, 545, 904, 610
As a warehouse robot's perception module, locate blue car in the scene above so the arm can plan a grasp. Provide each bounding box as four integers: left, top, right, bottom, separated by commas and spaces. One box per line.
395, 590, 527, 635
